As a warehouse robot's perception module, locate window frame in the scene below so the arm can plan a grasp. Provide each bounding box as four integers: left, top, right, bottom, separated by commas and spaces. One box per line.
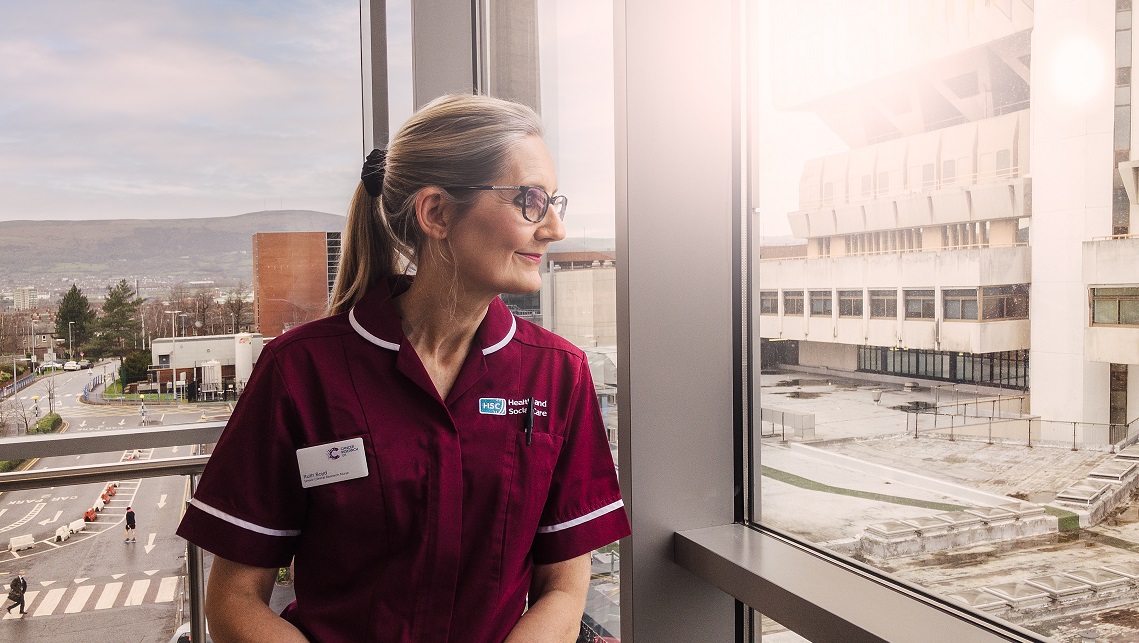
868, 289, 898, 318
904, 289, 936, 320
837, 290, 863, 317
809, 290, 833, 317
1090, 286, 1139, 326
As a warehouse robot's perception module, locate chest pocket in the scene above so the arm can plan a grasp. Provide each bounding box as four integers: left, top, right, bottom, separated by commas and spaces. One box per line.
301, 432, 388, 545
504, 430, 563, 552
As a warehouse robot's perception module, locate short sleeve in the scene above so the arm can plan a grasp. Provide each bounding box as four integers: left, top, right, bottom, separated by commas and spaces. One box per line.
175, 347, 307, 568
531, 356, 630, 564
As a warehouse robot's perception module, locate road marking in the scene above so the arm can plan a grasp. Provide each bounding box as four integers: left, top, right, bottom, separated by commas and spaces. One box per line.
124, 579, 150, 606
155, 576, 178, 603
80, 420, 87, 427
94, 582, 120, 610
64, 585, 94, 613
144, 532, 157, 554
0, 502, 47, 533
111, 573, 125, 580
2, 591, 38, 618
0, 509, 6, 519
144, 569, 158, 576
32, 587, 66, 616
37, 510, 63, 526
158, 494, 168, 508
39, 580, 56, 587
73, 577, 89, 584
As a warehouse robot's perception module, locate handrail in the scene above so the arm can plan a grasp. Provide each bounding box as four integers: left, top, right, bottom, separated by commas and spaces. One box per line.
0, 420, 222, 642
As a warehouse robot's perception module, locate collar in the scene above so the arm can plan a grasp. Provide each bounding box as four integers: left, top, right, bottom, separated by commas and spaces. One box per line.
348, 276, 517, 356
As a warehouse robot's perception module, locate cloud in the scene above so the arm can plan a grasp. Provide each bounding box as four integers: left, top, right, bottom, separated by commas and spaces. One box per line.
0, 0, 363, 221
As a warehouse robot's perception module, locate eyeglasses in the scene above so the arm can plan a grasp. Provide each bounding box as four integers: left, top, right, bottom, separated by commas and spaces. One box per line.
442, 185, 568, 223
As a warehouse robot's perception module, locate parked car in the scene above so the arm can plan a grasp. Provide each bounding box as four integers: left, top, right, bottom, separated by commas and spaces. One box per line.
63, 361, 80, 371
39, 361, 63, 371
77, 359, 93, 369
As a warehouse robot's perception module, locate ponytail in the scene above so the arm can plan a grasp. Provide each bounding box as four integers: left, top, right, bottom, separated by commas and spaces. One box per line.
326, 183, 396, 315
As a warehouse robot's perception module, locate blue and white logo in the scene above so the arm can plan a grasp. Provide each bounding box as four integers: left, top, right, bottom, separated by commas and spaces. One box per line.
479, 398, 507, 415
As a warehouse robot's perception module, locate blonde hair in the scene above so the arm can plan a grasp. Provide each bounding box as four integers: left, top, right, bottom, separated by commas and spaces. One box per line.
327, 94, 544, 315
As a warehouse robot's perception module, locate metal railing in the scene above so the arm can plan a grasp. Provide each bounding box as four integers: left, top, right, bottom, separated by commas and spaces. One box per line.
0, 422, 222, 643
906, 405, 1139, 451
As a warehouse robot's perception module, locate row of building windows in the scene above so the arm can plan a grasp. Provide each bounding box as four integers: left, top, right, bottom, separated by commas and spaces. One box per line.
760, 285, 1029, 321
815, 222, 1000, 258
817, 149, 1015, 206
857, 347, 1029, 390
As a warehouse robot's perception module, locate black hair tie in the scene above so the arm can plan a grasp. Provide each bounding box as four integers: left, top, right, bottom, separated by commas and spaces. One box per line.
361, 148, 387, 197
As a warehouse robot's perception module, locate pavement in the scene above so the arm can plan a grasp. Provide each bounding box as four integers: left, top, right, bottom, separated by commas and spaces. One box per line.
756, 369, 1139, 642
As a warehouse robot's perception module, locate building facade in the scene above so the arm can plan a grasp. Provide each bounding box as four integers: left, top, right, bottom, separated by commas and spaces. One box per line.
759, 1, 1139, 429
251, 231, 341, 338
12, 286, 37, 310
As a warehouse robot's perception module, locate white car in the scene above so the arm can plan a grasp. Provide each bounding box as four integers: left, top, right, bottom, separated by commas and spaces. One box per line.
63, 361, 80, 371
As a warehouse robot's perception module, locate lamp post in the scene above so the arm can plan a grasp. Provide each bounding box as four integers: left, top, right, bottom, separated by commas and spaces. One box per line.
164, 310, 180, 401
68, 321, 75, 360
179, 313, 188, 338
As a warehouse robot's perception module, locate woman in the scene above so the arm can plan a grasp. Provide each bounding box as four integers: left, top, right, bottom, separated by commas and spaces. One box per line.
177, 94, 630, 642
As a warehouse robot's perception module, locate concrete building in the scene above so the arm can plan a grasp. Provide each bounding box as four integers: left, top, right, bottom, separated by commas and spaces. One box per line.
150, 333, 265, 397
251, 231, 341, 338
540, 250, 617, 349
759, 2, 1138, 432
12, 286, 37, 310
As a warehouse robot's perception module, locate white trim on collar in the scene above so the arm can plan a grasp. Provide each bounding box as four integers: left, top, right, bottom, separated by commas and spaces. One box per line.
349, 308, 400, 351
482, 315, 516, 355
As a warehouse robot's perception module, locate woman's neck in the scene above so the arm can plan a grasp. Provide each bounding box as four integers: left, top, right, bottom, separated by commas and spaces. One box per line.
395, 267, 492, 398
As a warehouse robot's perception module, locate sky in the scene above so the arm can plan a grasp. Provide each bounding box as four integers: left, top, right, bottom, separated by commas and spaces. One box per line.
0, 0, 837, 239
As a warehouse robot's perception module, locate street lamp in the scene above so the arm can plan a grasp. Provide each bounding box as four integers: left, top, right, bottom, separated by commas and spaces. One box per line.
179, 313, 188, 338
164, 310, 181, 401
68, 321, 75, 360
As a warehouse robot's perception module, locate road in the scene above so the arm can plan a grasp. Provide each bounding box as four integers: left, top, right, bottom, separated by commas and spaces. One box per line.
0, 363, 232, 643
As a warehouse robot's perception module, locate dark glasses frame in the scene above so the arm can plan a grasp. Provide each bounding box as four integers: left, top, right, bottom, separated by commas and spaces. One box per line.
442, 185, 568, 223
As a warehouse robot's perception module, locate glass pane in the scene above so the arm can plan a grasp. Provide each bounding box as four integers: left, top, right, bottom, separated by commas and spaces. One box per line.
1121, 299, 1139, 324
747, 3, 1139, 640
533, 1, 620, 636
0, 1, 362, 640
1095, 299, 1121, 324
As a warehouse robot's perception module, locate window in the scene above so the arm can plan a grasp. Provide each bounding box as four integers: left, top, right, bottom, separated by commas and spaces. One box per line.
1091, 287, 1139, 325
995, 149, 1012, 176
904, 289, 935, 319
760, 291, 779, 315
943, 288, 979, 320
868, 290, 897, 318
941, 159, 955, 185
783, 291, 804, 315
981, 284, 1030, 320
837, 290, 863, 317
809, 290, 832, 316
922, 163, 935, 188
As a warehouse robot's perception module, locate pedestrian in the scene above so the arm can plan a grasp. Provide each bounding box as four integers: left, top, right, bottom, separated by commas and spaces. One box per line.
125, 506, 136, 543
5, 570, 27, 616
177, 94, 630, 642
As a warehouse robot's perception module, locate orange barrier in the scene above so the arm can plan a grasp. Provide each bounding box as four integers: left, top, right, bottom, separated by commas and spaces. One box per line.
84, 508, 97, 522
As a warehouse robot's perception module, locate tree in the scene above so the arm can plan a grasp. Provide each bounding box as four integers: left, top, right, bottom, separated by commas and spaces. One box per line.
223, 281, 253, 333
98, 279, 144, 356
190, 288, 216, 336
120, 350, 151, 387
56, 284, 96, 358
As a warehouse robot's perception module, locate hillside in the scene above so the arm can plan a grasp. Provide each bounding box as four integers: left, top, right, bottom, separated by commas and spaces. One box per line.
0, 210, 345, 292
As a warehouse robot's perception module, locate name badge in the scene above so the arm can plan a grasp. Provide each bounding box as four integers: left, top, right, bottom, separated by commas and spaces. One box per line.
296, 437, 369, 489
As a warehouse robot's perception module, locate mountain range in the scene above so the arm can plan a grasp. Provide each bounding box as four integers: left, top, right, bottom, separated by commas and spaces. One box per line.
0, 210, 346, 293
0, 210, 620, 298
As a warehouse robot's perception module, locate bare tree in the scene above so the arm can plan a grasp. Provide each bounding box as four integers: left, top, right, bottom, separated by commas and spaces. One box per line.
191, 288, 216, 336
223, 281, 253, 333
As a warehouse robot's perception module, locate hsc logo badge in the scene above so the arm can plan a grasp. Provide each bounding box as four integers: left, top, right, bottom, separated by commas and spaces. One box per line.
479, 398, 507, 415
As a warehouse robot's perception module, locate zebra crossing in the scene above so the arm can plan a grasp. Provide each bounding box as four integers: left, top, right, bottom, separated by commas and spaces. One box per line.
2, 574, 182, 618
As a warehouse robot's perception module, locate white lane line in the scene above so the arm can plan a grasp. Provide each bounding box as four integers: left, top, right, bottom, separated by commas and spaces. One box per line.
94, 582, 121, 610
64, 585, 94, 613
155, 577, 178, 603
32, 587, 66, 616
3, 590, 38, 618
124, 579, 150, 606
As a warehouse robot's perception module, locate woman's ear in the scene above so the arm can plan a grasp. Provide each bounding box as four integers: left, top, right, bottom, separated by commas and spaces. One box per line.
414, 187, 451, 240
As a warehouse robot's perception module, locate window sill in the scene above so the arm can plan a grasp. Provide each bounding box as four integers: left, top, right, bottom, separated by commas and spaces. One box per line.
673, 523, 1046, 642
